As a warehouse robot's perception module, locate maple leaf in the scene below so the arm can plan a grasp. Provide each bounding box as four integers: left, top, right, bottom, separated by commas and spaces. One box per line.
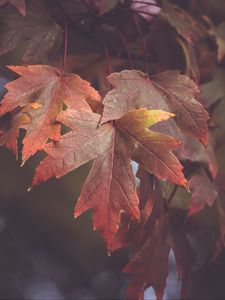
0, 0, 62, 63
118, 173, 168, 300
159, 0, 205, 44
0, 65, 100, 161
168, 210, 195, 298
111, 171, 161, 251
124, 215, 170, 300
32, 108, 186, 246
115, 109, 186, 186
75, 152, 139, 248
0, 109, 29, 156
114, 170, 194, 300
179, 134, 218, 179
0, 0, 26, 15
102, 69, 209, 145
188, 168, 218, 217
125, 217, 195, 300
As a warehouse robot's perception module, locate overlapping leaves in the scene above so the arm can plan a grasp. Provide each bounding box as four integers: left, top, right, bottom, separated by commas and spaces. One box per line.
102, 69, 209, 145
0, 65, 100, 161
31, 108, 186, 247
1, 1, 223, 299
0, 63, 210, 299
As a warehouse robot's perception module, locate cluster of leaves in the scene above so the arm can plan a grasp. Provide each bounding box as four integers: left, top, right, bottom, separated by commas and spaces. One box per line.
0, 0, 225, 299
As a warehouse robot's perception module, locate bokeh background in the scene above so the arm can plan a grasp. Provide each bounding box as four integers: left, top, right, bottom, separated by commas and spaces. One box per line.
1, 1, 225, 299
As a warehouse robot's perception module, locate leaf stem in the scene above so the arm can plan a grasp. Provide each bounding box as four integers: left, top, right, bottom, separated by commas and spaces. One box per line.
116, 29, 134, 69
61, 16, 68, 74
130, 11, 149, 74
103, 43, 112, 75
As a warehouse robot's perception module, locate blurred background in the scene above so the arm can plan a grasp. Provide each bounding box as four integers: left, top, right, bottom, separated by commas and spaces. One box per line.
1, 0, 225, 299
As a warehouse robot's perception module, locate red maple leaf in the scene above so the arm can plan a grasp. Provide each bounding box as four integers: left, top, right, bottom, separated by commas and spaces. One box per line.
102, 70, 209, 145
31, 108, 186, 246
0, 65, 100, 162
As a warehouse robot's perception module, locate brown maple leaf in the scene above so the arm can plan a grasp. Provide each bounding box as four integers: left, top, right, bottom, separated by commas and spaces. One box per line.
0, 65, 100, 162
124, 214, 170, 300
179, 133, 218, 179
160, 0, 205, 44
0, 0, 62, 63
101, 70, 209, 145
119, 173, 168, 300
31, 108, 186, 246
114, 171, 194, 300
111, 170, 161, 251
168, 209, 195, 298
188, 168, 218, 217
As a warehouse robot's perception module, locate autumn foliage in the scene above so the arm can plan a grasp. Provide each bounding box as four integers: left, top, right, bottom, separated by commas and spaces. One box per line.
0, 0, 225, 299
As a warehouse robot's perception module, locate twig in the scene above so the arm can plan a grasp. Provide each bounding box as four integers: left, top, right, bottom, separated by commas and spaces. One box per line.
61, 17, 68, 74
116, 29, 134, 69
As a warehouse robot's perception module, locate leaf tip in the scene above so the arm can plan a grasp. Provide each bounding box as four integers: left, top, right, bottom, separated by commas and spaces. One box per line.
183, 178, 188, 188
20, 159, 26, 167
201, 134, 208, 146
